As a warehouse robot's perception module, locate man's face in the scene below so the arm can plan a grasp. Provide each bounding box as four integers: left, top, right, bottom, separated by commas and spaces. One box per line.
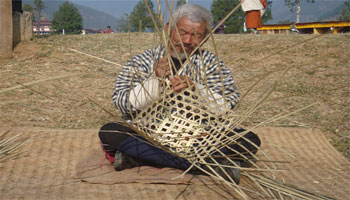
169, 17, 207, 59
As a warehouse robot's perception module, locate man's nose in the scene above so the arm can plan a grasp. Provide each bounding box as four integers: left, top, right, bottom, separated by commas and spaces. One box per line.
182, 34, 193, 44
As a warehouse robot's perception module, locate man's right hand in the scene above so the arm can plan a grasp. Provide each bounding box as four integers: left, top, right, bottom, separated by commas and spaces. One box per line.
155, 58, 171, 78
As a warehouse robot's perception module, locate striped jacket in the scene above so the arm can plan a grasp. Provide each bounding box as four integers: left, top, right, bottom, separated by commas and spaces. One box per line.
112, 44, 240, 115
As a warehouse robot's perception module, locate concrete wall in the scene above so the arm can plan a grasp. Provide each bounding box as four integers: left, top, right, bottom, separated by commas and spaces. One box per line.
13, 12, 21, 48
1, 0, 31, 58
0, 0, 13, 58
22, 12, 33, 41
13, 11, 33, 48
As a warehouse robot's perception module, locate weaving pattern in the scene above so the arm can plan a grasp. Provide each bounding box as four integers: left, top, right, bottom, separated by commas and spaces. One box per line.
133, 82, 241, 160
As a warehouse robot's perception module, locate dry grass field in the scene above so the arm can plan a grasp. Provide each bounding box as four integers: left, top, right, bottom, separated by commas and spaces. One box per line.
0, 33, 349, 159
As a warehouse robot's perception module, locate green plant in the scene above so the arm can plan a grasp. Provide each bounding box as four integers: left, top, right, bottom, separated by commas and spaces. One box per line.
339, 0, 350, 21
52, 1, 83, 34
211, 0, 245, 33
129, 0, 157, 32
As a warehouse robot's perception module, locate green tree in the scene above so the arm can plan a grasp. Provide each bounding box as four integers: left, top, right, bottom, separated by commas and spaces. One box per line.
176, 0, 187, 8
129, 0, 156, 32
211, 0, 245, 33
117, 14, 130, 32
339, 0, 350, 21
23, 4, 33, 12
262, 0, 273, 24
284, 0, 315, 23
52, 2, 83, 34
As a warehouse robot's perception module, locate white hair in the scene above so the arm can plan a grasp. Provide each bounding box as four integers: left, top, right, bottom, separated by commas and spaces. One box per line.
171, 4, 213, 32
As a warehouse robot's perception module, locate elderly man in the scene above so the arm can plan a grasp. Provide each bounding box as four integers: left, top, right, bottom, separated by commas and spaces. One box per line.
98, 4, 260, 184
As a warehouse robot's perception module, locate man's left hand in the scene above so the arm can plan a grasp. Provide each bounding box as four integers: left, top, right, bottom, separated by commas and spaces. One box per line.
169, 76, 195, 92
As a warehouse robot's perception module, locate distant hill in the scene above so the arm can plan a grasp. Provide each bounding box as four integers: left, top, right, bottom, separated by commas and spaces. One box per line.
22, 0, 347, 28
266, 0, 346, 24
318, 3, 345, 21
22, 0, 120, 30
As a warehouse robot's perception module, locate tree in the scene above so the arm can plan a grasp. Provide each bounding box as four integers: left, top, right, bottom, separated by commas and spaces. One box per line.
284, 0, 315, 23
33, 0, 45, 33
52, 2, 83, 34
129, 0, 157, 32
339, 0, 350, 21
23, 4, 33, 12
261, 0, 273, 24
211, 0, 245, 33
117, 14, 130, 32
176, 0, 187, 8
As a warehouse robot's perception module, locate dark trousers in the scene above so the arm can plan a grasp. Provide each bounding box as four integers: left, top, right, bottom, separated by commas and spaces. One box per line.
98, 122, 261, 170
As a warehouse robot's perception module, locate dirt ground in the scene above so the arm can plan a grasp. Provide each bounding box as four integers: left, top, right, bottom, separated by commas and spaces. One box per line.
0, 33, 349, 199
1, 33, 349, 157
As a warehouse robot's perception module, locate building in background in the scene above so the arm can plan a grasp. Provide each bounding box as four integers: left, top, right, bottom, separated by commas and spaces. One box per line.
33, 18, 54, 35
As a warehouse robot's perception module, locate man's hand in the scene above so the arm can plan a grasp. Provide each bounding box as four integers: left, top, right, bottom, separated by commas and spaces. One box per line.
155, 58, 171, 78
169, 75, 195, 92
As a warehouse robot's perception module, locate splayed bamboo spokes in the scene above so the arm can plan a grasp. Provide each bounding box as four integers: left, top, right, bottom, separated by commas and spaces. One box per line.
107, 1, 335, 199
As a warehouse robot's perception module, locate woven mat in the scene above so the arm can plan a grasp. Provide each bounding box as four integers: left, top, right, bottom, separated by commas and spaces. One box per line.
0, 127, 349, 199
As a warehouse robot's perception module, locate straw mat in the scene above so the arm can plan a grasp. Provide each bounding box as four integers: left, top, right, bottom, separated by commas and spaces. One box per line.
0, 127, 348, 199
